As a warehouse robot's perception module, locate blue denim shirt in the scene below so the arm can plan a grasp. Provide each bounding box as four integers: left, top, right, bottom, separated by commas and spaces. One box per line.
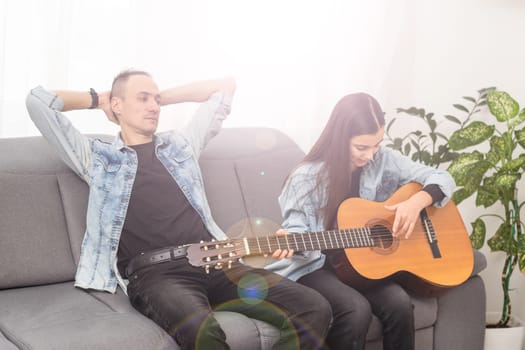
265, 147, 456, 281
26, 86, 232, 293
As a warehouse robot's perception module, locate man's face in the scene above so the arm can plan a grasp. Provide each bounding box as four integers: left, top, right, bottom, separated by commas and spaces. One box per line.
113, 74, 161, 139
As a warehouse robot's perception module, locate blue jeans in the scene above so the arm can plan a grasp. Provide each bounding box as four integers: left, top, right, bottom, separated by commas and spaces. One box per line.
127, 259, 331, 350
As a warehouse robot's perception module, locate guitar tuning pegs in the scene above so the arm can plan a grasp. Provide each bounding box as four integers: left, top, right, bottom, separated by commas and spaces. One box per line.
228, 261, 232, 269
215, 262, 223, 270
205, 265, 210, 274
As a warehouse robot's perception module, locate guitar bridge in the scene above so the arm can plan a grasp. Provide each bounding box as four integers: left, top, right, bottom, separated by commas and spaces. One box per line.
420, 209, 441, 259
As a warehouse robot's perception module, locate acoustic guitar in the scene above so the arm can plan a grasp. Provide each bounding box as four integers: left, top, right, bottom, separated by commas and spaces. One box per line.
186, 182, 474, 288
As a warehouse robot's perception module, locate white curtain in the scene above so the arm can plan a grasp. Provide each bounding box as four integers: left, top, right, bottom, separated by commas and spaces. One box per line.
0, 0, 411, 151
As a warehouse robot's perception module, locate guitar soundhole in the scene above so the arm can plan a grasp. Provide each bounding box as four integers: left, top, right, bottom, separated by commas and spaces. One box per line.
369, 222, 398, 255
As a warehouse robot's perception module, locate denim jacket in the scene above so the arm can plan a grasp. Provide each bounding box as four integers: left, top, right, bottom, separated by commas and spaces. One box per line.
265, 147, 456, 281
26, 86, 232, 293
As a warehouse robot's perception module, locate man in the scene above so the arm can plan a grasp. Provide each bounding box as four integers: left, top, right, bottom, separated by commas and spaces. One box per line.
26, 70, 331, 349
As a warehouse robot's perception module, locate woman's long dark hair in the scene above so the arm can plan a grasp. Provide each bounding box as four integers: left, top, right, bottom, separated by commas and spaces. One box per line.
303, 93, 385, 229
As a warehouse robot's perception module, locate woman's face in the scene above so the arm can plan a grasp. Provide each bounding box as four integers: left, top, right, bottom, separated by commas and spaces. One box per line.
349, 126, 384, 172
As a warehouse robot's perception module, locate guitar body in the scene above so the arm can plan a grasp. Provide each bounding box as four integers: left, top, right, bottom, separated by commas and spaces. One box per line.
334, 182, 473, 289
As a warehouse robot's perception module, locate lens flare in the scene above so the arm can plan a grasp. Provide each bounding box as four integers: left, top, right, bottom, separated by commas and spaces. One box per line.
236, 272, 269, 304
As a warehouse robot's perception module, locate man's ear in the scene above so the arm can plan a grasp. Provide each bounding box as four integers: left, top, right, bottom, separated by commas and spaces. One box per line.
111, 96, 122, 115
110, 97, 122, 124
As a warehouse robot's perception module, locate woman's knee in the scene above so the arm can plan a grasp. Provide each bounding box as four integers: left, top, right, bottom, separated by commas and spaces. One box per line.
380, 285, 414, 321
337, 295, 372, 330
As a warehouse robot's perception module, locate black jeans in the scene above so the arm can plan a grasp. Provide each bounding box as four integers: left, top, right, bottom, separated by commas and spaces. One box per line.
127, 259, 331, 350
298, 262, 415, 350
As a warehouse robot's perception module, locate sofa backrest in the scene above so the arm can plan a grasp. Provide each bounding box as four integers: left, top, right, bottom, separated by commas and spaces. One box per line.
0, 136, 88, 289
200, 127, 305, 238
0, 127, 305, 289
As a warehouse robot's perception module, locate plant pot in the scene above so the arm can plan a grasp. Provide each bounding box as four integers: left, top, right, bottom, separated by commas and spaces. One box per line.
484, 312, 525, 350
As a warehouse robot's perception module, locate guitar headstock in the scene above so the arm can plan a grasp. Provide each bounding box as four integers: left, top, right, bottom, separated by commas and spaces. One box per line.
186, 239, 246, 272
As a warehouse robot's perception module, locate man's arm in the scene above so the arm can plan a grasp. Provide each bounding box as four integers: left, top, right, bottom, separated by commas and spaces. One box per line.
160, 77, 236, 106
53, 90, 116, 124
26, 87, 96, 182
52, 90, 93, 111
179, 77, 236, 157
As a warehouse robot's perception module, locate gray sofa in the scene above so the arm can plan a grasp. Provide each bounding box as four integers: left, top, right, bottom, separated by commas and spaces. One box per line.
0, 127, 486, 349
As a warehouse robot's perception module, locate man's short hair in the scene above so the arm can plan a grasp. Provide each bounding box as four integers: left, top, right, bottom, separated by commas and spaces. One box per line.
110, 69, 152, 100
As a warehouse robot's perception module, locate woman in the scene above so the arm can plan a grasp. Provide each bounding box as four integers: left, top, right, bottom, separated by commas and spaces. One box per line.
267, 93, 455, 350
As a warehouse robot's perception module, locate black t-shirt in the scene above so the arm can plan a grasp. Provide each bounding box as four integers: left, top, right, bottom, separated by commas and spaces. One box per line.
117, 141, 212, 275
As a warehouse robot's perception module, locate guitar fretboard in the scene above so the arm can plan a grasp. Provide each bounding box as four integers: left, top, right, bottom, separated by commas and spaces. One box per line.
243, 226, 387, 254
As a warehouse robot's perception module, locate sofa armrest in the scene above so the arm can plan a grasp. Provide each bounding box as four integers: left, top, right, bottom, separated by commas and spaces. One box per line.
470, 249, 487, 277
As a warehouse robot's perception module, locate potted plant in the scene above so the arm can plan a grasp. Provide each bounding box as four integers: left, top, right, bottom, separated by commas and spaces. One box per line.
447, 89, 525, 330
384, 88, 492, 168
387, 88, 525, 348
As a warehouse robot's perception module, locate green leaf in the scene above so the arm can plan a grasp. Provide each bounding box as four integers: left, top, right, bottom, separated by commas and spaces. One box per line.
404, 142, 411, 155
452, 187, 473, 204
448, 152, 481, 184
488, 222, 515, 254
519, 254, 525, 275
439, 149, 459, 163
510, 108, 525, 128
463, 96, 477, 103
515, 126, 525, 149
494, 173, 521, 192
501, 156, 525, 172
436, 132, 449, 142
476, 176, 500, 207
392, 138, 403, 151
486, 135, 505, 165
410, 139, 420, 151
386, 118, 396, 133
448, 121, 495, 150
487, 90, 520, 122
479, 87, 496, 96
396, 107, 425, 118
419, 151, 432, 165
448, 151, 491, 187
444, 115, 462, 125
428, 118, 437, 131
453, 104, 470, 113
470, 218, 486, 249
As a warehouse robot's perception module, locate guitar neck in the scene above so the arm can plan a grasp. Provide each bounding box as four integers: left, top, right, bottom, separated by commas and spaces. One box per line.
244, 228, 378, 255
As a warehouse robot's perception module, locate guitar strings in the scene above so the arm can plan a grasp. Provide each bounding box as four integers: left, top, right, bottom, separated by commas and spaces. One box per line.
242, 226, 436, 253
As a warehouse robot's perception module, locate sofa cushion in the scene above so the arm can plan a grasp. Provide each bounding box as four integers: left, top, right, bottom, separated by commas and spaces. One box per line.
0, 283, 176, 350
0, 336, 17, 350
214, 311, 279, 350
0, 283, 280, 350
